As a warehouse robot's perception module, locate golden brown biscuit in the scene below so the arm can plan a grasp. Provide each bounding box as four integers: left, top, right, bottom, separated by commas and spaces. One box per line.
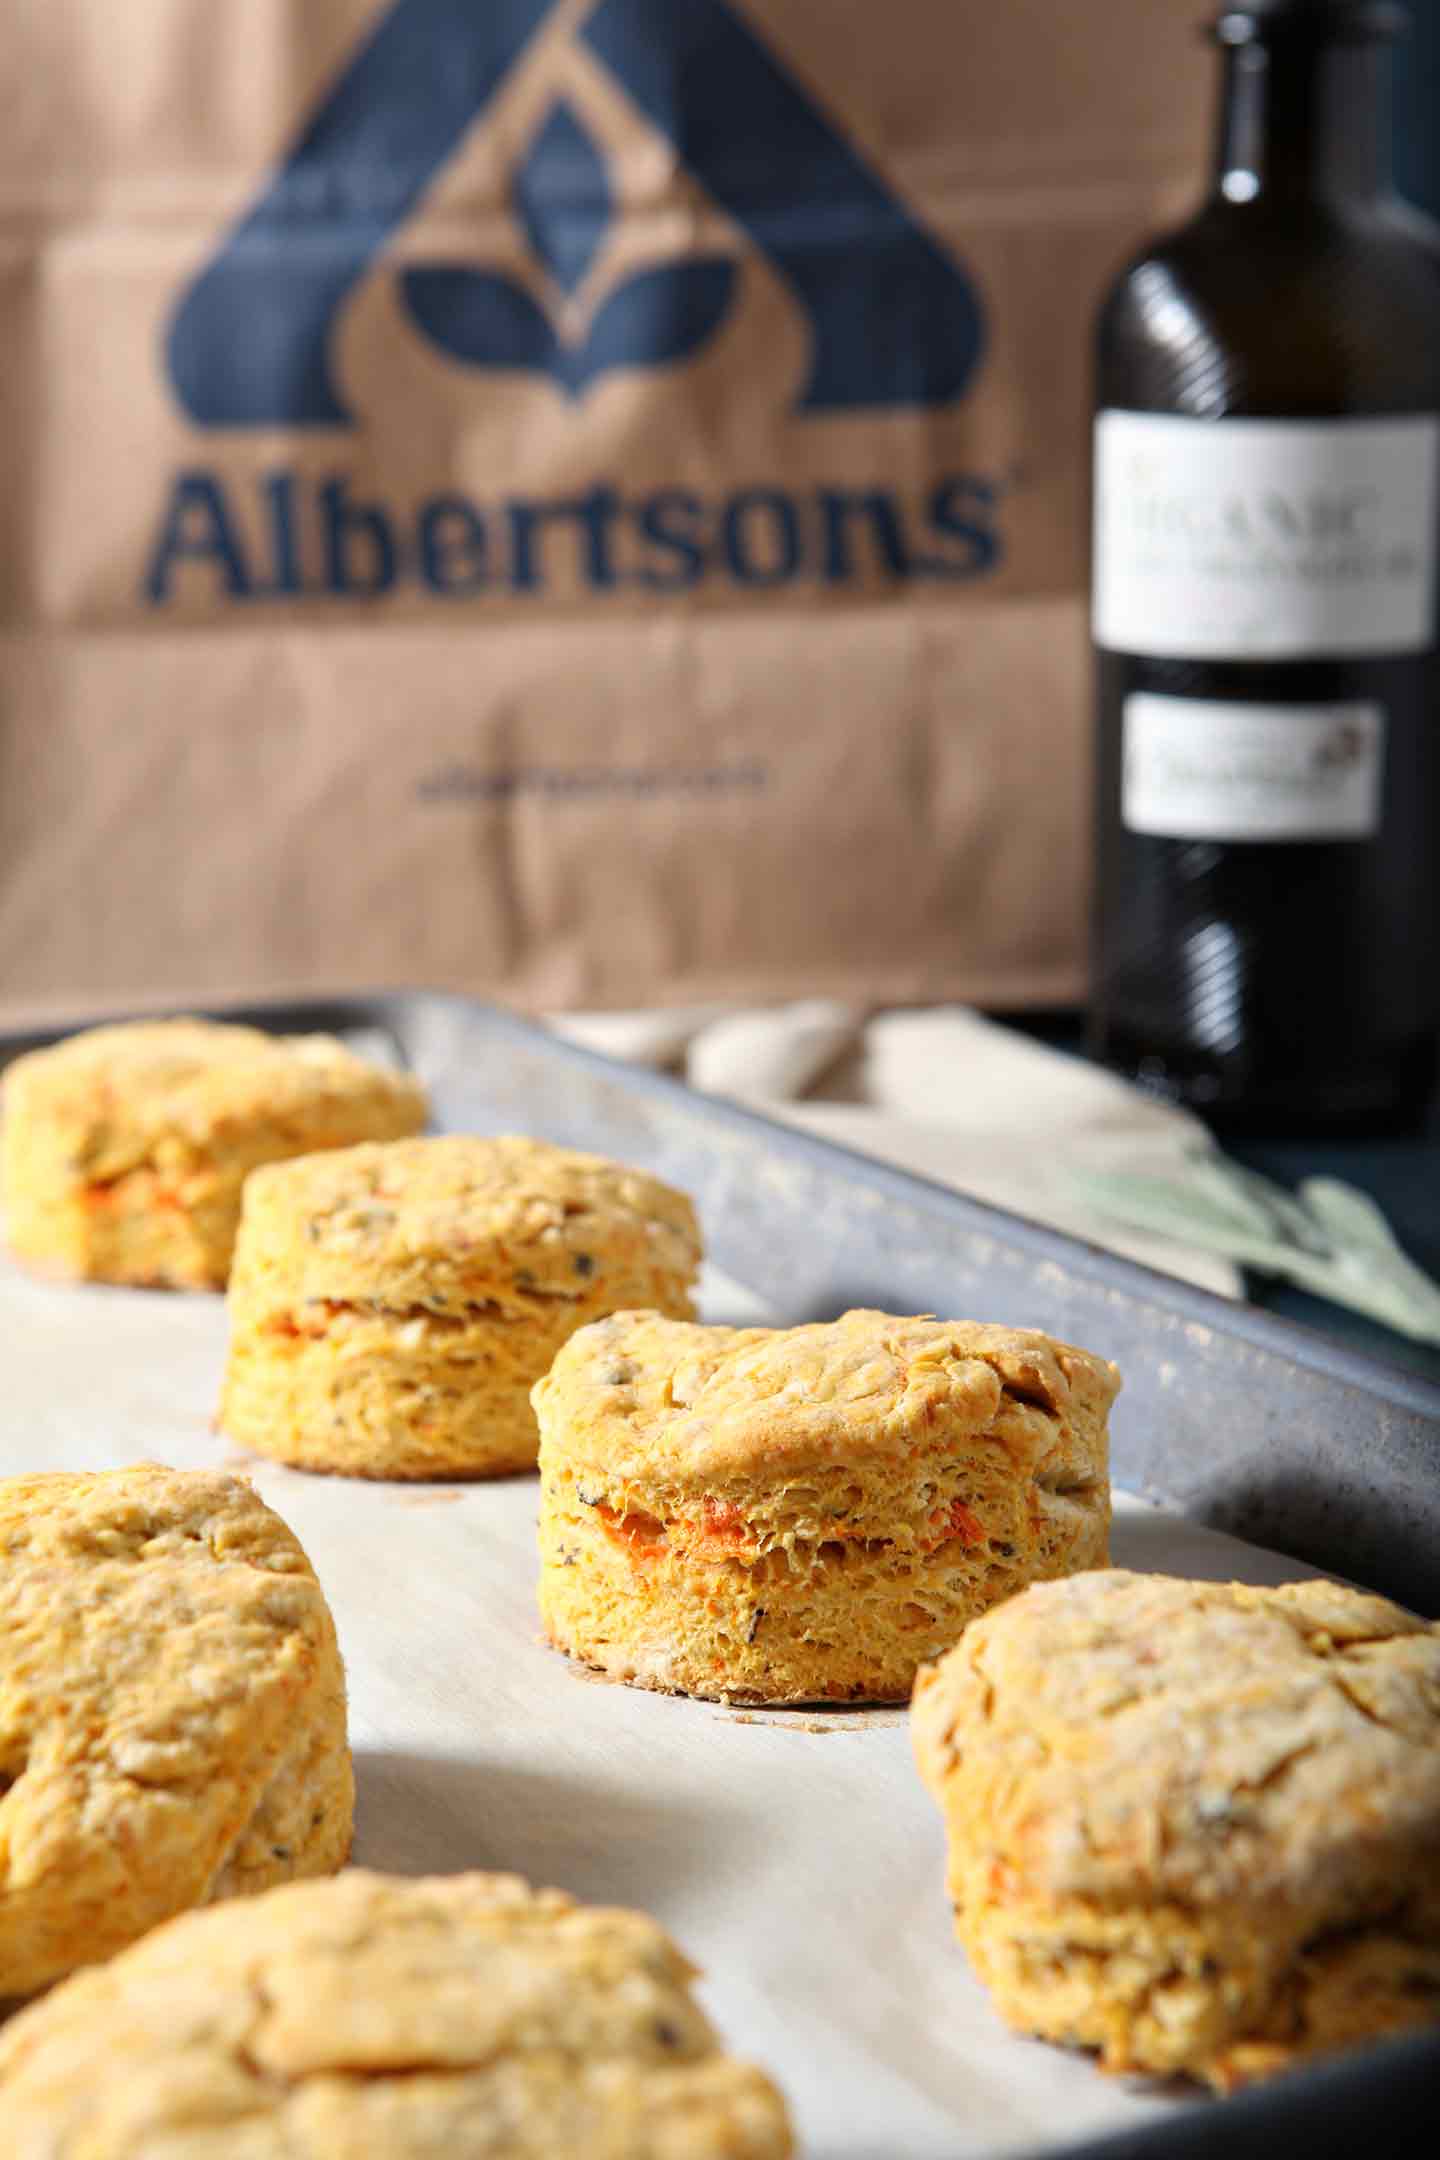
0, 1869, 794, 2156
536, 1309, 1116, 1703
219, 1136, 703, 1479
912, 1569, 1440, 2091
0, 1019, 427, 1290
0, 1464, 352, 1999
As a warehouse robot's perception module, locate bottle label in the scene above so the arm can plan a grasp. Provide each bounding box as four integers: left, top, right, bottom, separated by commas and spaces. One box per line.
1122, 693, 1385, 841
1094, 412, 1440, 658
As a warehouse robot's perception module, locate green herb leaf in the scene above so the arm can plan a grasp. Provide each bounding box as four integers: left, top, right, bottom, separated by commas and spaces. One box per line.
1074, 1153, 1440, 1346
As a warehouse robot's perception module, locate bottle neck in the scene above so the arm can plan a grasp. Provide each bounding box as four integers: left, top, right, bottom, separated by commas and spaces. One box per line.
1213, 32, 1395, 208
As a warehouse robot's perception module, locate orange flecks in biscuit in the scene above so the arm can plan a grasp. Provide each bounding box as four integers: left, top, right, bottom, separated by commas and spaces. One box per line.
2, 1020, 427, 1290
537, 1310, 1117, 1704
701, 1497, 750, 1543
221, 1139, 701, 1479
913, 1570, 1440, 2092
921, 1500, 989, 1553
593, 1504, 669, 1560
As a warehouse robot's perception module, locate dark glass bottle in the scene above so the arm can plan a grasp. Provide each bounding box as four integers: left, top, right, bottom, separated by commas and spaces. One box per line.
1089, 0, 1440, 1134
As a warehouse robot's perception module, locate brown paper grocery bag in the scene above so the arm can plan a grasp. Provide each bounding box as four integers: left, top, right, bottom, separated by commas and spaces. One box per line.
0, 0, 1207, 1016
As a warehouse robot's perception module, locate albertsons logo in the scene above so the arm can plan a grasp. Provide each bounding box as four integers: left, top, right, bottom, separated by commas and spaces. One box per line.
149, 0, 996, 604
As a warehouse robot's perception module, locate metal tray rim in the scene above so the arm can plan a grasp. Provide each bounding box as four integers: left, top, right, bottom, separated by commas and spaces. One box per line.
2, 985, 1437, 2156
4, 984, 1435, 1420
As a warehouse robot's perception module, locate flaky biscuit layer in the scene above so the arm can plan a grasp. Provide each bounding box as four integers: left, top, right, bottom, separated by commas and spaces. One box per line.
537, 1310, 1116, 1702
912, 1569, 1440, 2090
0, 1020, 427, 1289
0, 1464, 353, 1997
0, 1870, 794, 2157
221, 1137, 701, 1477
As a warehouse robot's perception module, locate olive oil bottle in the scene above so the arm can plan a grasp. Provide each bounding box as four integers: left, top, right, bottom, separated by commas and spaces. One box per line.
1090, 0, 1440, 1132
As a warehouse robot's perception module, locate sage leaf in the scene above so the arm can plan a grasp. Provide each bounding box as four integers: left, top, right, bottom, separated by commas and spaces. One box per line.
1075, 1155, 1440, 1347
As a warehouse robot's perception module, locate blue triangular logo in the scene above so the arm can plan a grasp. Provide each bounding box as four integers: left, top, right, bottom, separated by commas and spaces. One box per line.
401, 93, 741, 402
168, 0, 986, 425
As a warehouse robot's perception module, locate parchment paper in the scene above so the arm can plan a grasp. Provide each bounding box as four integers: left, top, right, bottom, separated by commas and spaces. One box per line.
0, 1247, 1330, 2158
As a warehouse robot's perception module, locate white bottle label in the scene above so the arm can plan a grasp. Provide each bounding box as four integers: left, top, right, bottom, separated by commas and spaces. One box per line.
1094, 412, 1440, 658
1122, 694, 1385, 841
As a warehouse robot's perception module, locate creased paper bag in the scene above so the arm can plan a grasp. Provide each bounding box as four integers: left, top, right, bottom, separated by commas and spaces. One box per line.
0, 0, 1207, 1014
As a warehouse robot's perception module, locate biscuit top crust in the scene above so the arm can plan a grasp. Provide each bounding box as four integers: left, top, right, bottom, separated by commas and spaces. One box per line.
1, 1019, 426, 1173
912, 1569, 1440, 1911
234, 1135, 702, 1308
0, 1869, 793, 2153
534, 1308, 1120, 1483
0, 1465, 340, 1970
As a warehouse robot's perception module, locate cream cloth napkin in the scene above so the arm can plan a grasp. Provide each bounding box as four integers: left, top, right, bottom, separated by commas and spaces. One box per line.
550, 1003, 1242, 1297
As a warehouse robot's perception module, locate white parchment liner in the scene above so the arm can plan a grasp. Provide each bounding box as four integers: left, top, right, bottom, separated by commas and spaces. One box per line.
0, 1249, 1330, 2156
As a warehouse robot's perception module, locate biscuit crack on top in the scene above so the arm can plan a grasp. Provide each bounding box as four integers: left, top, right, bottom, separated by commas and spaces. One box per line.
0, 1465, 354, 2000
1328, 1672, 1408, 1734
911, 1569, 1440, 2093
0, 1874, 793, 2152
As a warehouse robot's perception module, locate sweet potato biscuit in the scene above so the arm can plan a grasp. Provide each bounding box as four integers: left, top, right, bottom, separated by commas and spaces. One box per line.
220, 1136, 703, 1479
536, 1308, 1116, 1703
0, 1018, 428, 1290
0, 1868, 795, 2156
0, 1464, 352, 1999
912, 1569, 1440, 2091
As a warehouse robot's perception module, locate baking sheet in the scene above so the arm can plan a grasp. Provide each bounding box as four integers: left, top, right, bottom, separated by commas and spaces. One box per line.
0, 1238, 1353, 2160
